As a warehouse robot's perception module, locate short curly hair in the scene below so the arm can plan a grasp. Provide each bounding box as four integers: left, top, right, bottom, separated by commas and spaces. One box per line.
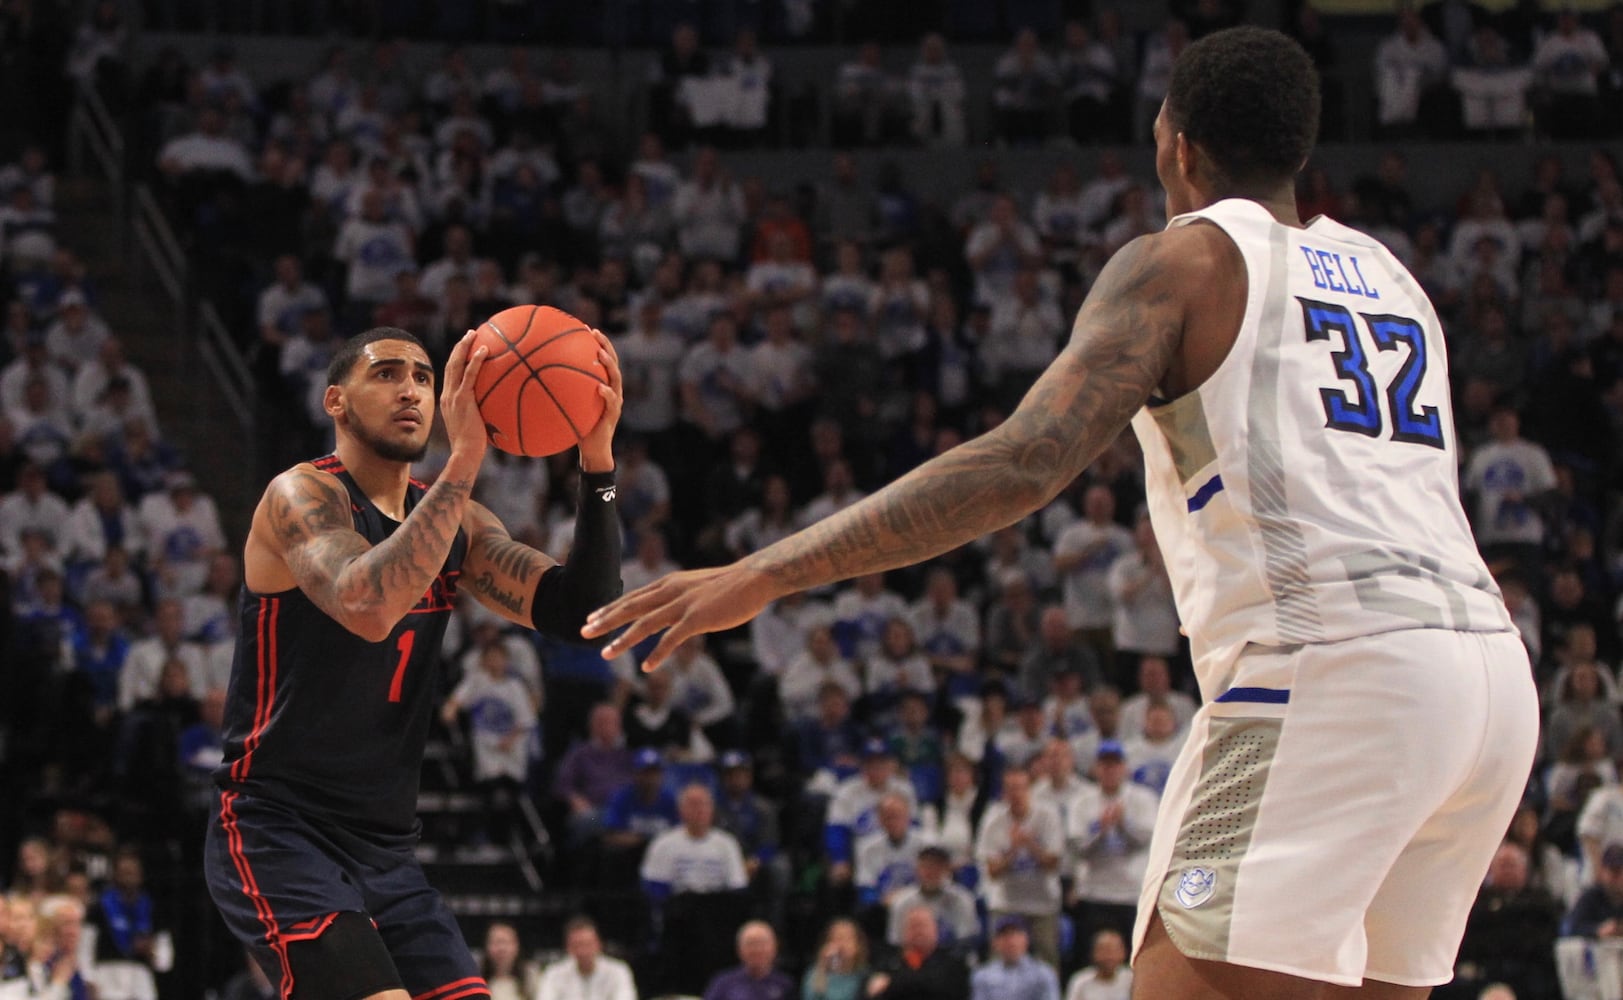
1164, 26, 1319, 190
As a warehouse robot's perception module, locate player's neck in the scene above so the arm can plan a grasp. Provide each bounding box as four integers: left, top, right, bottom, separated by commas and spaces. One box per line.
333, 440, 414, 519
1197, 184, 1302, 228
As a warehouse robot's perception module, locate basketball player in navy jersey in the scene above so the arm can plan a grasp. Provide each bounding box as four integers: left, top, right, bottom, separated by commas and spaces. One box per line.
205, 326, 625, 1000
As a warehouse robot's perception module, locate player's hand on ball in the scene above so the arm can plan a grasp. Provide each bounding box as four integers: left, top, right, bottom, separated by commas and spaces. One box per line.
443, 330, 490, 465
583, 563, 783, 671
578, 330, 622, 473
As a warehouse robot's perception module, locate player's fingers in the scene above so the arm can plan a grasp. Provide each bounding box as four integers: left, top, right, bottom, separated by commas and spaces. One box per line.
639, 623, 691, 673
444, 330, 473, 383
463, 341, 489, 387
593, 328, 619, 365
598, 348, 624, 394
585, 581, 666, 637
599, 612, 665, 658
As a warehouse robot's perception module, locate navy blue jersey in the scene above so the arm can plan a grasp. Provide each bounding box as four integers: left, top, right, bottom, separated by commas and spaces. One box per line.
216, 455, 468, 835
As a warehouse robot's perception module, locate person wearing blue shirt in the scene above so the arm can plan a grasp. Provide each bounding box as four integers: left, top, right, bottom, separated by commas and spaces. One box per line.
715, 751, 790, 929
601, 749, 679, 866
970, 918, 1059, 1000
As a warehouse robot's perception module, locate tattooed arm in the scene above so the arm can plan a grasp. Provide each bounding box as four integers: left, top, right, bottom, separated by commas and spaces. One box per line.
254, 463, 477, 642
584, 224, 1237, 668
459, 501, 558, 626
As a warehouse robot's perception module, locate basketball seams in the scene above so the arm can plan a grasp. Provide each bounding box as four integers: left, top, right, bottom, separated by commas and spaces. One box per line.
475, 306, 606, 457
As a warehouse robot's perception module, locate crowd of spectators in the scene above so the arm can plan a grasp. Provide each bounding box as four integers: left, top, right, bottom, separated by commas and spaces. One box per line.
9, 3, 1623, 1000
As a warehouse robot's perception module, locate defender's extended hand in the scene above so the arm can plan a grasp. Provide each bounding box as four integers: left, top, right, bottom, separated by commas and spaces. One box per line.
582, 563, 781, 670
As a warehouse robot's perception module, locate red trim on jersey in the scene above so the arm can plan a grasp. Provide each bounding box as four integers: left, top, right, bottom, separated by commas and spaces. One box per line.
281, 912, 339, 943
409, 477, 428, 490
412, 976, 489, 1000
220, 791, 294, 998
233, 598, 280, 781
312, 455, 344, 471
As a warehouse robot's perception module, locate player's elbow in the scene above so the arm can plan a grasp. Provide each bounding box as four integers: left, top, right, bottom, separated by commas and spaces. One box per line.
341, 607, 397, 643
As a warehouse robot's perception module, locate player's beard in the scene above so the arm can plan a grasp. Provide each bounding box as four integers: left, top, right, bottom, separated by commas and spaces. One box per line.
353, 417, 430, 464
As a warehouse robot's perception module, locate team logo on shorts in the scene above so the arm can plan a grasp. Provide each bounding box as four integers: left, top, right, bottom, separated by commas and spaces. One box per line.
1175, 867, 1217, 908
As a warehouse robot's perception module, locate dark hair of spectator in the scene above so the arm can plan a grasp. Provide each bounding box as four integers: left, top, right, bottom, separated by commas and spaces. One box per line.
326, 326, 428, 386
563, 915, 598, 937
1164, 26, 1320, 191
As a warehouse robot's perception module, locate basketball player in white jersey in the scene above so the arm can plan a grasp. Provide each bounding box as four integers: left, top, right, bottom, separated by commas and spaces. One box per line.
584, 27, 1537, 999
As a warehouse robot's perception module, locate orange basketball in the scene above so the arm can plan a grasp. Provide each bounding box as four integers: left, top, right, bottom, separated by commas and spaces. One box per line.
471, 305, 607, 457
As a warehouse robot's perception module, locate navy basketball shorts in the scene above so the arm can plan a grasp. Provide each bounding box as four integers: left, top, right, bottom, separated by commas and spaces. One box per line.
205, 789, 487, 1000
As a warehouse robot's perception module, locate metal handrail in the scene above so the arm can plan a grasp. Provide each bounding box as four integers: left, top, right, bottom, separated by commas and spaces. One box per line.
198, 301, 255, 429
70, 83, 259, 434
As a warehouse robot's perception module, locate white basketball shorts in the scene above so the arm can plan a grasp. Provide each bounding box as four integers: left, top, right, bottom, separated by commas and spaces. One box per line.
1131, 628, 1539, 987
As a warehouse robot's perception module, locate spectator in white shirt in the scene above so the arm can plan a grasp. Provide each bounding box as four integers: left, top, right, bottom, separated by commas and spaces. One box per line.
1105, 516, 1180, 669
666, 636, 736, 738
908, 566, 980, 690
1122, 704, 1181, 796
868, 247, 930, 362
984, 269, 1064, 407
1057, 20, 1118, 145
43, 290, 110, 375
334, 190, 415, 309
1052, 486, 1133, 663
1063, 929, 1132, 1000
679, 313, 755, 442
800, 459, 866, 529
60, 470, 143, 572
1135, 20, 1189, 142
119, 598, 210, 710
256, 256, 328, 352
643, 784, 750, 899
157, 108, 256, 182
1117, 657, 1197, 741
419, 224, 489, 300
1534, 9, 1609, 137
673, 148, 747, 262
1066, 741, 1157, 954
975, 766, 1066, 968
992, 29, 1059, 146
908, 34, 967, 146
746, 233, 817, 312
630, 132, 682, 209
0, 462, 69, 557
536, 917, 638, 1000
965, 196, 1042, 307
1374, 9, 1449, 132
1463, 406, 1558, 565
139, 470, 225, 597
9, 375, 73, 471
617, 300, 686, 439
0, 334, 69, 419
780, 622, 862, 723
833, 43, 908, 147
622, 531, 681, 596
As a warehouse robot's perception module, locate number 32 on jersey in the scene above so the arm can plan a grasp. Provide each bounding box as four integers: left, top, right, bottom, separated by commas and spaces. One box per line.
1297, 297, 1446, 450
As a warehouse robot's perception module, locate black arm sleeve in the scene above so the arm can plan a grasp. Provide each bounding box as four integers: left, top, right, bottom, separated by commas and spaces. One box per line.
530, 470, 623, 646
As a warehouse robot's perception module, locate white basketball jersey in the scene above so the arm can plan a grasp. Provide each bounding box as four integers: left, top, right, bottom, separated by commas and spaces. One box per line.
1129, 199, 1514, 698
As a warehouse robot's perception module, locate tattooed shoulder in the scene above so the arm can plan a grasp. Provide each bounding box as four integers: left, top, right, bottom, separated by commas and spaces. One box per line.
265, 466, 354, 551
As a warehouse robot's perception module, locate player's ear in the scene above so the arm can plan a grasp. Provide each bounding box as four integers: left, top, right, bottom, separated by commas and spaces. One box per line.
1174, 131, 1194, 186
323, 383, 346, 423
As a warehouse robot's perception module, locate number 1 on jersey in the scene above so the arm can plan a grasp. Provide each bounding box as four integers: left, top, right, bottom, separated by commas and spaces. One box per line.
1298, 298, 1446, 450
388, 630, 416, 703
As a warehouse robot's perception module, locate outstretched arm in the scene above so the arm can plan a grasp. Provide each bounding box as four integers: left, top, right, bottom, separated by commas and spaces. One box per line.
585, 229, 1199, 668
